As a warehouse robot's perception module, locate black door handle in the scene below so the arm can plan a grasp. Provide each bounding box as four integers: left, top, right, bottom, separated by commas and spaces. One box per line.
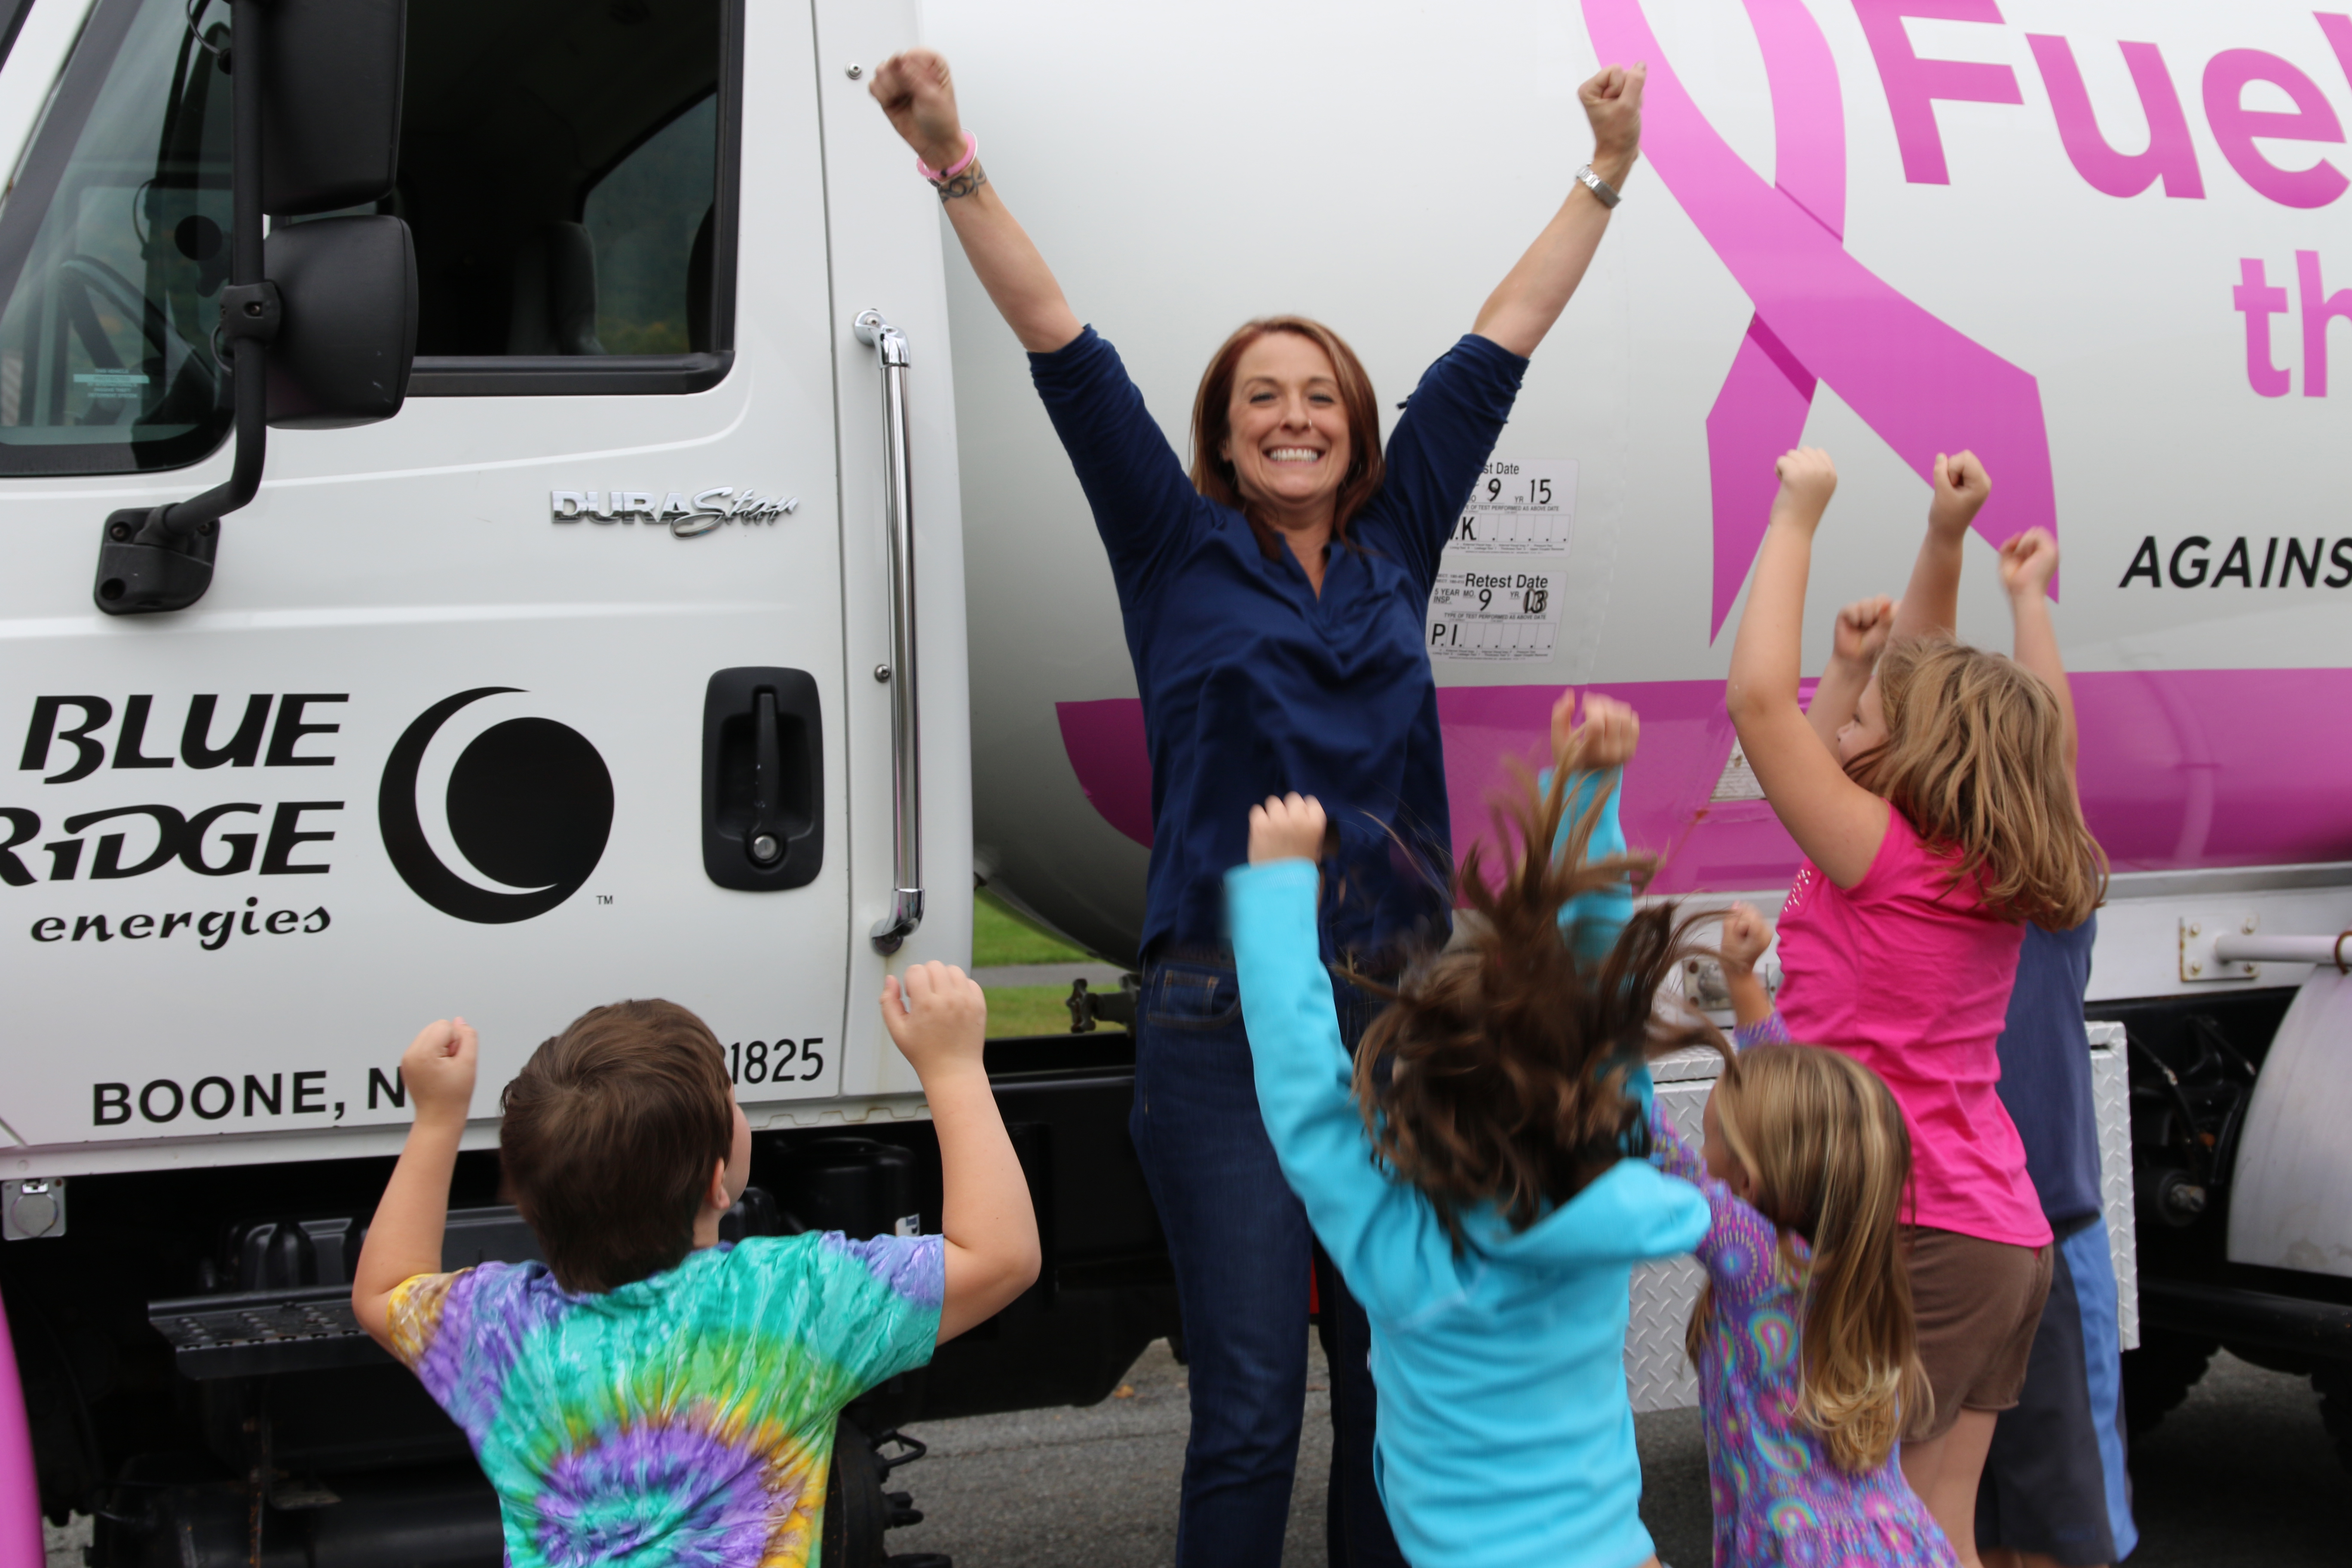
703, 668, 822, 891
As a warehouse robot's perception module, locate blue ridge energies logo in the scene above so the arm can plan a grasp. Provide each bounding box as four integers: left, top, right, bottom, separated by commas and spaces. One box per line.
378, 689, 612, 923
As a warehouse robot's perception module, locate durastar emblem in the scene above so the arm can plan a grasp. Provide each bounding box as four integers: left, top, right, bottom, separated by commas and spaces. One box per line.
550, 488, 799, 538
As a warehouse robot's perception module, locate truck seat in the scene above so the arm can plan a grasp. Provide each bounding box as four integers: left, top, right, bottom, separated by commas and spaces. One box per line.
506, 220, 605, 355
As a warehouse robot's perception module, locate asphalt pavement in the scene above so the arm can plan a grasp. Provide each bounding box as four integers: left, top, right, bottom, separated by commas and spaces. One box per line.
39, 1340, 2346, 1566
881, 1339, 2351, 1568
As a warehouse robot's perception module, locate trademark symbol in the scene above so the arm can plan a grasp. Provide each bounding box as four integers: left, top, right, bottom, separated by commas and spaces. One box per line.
597, 894, 614, 905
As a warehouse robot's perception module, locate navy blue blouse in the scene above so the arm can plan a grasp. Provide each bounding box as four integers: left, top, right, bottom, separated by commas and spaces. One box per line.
1029, 326, 1528, 962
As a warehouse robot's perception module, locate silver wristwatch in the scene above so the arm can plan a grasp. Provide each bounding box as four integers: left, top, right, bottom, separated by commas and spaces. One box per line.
1575, 163, 1623, 208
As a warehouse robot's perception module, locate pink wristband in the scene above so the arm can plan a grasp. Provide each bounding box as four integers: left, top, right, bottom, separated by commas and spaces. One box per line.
915, 130, 979, 183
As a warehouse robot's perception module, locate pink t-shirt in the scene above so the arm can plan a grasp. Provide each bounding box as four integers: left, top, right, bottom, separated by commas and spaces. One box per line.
1775, 808, 2052, 1249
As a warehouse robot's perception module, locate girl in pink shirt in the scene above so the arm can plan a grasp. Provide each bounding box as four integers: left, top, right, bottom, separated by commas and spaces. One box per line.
1723, 448, 2105, 1568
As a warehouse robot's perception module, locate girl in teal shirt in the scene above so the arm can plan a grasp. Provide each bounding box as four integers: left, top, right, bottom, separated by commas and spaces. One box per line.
1227, 697, 1712, 1568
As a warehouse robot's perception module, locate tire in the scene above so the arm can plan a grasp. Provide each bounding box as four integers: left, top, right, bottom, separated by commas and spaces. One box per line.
2314, 1360, 2352, 1475
821, 1418, 889, 1568
2120, 1327, 2218, 1438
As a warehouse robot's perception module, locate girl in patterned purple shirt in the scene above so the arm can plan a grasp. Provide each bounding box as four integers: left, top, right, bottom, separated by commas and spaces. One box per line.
1648, 922, 1958, 1568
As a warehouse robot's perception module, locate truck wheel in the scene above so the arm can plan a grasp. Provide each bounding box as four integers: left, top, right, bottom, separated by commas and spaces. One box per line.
821, 1418, 889, 1568
2315, 1360, 2352, 1473
2120, 1328, 2218, 1438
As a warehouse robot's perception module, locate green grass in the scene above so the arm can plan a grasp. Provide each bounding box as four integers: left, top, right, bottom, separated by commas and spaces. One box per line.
984, 984, 1095, 1038
973, 891, 1125, 1037
973, 888, 1090, 967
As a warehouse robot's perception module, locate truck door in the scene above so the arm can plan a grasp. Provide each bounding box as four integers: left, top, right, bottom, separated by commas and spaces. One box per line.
0, 0, 862, 1161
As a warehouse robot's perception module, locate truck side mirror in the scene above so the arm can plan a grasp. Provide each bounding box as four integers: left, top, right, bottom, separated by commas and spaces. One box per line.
263, 0, 407, 218
266, 217, 419, 429
94, 0, 414, 616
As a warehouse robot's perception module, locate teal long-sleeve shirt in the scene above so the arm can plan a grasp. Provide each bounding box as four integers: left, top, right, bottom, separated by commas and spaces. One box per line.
1549, 765, 1634, 968
1226, 775, 1707, 1568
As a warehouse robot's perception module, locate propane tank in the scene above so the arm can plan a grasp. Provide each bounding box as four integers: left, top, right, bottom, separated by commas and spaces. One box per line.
937, 0, 2352, 958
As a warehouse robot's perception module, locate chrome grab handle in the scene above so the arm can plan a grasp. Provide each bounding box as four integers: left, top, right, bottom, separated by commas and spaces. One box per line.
857, 308, 923, 954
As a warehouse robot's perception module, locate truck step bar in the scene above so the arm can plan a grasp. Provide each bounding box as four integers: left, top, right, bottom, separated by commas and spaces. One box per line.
2141, 1278, 2352, 1360
148, 1285, 385, 1381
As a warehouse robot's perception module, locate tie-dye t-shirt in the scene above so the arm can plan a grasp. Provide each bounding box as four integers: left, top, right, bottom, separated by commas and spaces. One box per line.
387, 1231, 943, 1568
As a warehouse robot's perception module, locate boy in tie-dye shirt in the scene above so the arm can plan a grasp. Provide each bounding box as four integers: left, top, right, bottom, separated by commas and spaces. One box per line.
352, 968, 1041, 1568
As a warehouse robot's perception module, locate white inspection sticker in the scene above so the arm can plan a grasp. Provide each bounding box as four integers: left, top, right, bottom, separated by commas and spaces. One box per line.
1444, 459, 1577, 553
1710, 744, 1768, 802
1427, 568, 1564, 661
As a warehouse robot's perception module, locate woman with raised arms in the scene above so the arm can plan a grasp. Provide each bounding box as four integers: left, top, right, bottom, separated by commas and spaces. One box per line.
869, 51, 1646, 1567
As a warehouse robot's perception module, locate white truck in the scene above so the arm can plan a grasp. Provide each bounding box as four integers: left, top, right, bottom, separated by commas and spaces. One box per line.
3, 0, 2350, 1561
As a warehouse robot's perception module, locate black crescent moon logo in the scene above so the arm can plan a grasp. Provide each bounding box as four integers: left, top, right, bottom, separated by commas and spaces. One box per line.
379, 688, 614, 924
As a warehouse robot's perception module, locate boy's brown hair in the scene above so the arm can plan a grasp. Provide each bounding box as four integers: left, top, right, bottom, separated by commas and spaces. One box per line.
498, 999, 736, 1292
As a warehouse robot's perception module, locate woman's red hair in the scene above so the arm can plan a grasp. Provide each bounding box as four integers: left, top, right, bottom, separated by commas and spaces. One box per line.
1188, 316, 1385, 561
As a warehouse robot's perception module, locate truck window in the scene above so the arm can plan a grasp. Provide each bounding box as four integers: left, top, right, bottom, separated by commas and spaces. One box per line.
583, 95, 718, 356
400, 0, 735, 394
0, 0, 736, 477
0, 0, 235, 476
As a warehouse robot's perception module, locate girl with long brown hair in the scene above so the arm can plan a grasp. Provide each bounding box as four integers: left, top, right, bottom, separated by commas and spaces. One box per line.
1644, 1031, 1957, 1567
1227, 699, 1715, 1568
1724, 449, 2108, 1567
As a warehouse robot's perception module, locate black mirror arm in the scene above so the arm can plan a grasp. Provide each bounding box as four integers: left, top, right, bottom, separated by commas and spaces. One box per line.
152, 280, 278, 540
93, 0, 275, 615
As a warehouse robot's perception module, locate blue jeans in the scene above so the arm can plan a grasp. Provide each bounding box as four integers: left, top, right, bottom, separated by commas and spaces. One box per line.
1130, 952, 1409, 1568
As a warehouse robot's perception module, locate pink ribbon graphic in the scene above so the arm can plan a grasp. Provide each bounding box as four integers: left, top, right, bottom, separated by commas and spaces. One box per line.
1580, 0, 2057, 636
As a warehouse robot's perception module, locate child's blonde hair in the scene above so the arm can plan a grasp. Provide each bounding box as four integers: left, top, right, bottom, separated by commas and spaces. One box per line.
1688, 1044, 1926, 1472
1850, 637, 2107, 927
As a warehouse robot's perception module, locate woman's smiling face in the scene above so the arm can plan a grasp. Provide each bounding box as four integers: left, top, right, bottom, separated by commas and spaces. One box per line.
1220, 331, 1352, 521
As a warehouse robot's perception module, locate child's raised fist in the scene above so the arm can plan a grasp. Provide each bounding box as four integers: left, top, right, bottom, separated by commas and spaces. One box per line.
1999, 527, 2058, 600
1929, 450, 1991, 536
1557, 691, 1640, 771
1832, 595, 1895, 670
400, 1018, 478, 1123
1248, 793, 1327, 866
1717, 903, 1773, 975
1771, 447, 1838, 521
881, 962, 988, 1076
